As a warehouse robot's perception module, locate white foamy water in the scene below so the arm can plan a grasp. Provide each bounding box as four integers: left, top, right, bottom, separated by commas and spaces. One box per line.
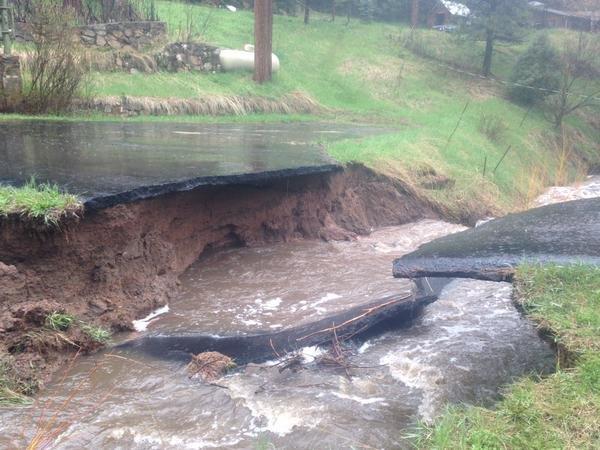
534, 175, 600, 206
132, 304, 170, 331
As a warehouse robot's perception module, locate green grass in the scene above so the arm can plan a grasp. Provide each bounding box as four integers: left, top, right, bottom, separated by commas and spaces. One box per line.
415, 264, 600, 449
85, 1, 597, 213
79, 323, 112, 344
0, 178, 82, 225
0, 355, 35, 406
46, 312, 75, 332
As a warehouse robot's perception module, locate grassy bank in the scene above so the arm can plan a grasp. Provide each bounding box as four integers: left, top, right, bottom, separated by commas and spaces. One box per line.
415, 264, 600, 449
0, 179, 82, 226
66, 2, 600, 213
9, 1, 600, 217
0, 112, 318, 124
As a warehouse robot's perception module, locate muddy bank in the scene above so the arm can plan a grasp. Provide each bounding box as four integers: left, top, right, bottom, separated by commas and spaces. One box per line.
0, 164, 438, 389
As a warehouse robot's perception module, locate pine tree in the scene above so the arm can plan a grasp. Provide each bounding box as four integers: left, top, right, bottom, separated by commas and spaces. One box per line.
508, 35, 561, 105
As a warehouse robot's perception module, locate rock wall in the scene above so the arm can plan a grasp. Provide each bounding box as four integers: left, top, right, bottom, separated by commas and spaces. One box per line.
16, 21, 167, 50
156, 42, 222, 73
0, 56, 22, 112
78, 21, 167, 50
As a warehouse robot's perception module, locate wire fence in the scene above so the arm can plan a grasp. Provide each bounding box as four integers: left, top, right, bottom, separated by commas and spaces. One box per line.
427, 55, 600, 103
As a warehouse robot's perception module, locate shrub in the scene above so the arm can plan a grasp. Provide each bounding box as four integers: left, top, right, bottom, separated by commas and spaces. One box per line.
508, 34, 561, 105
399, 29, 430, 59
478, 114, 508, 142
22, 3, 88, 114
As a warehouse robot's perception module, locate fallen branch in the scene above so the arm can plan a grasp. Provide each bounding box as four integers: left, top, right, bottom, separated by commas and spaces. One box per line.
296, 295, 411, 342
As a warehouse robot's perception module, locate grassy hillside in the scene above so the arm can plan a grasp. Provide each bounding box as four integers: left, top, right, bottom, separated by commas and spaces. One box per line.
8, 1, 600, 218
85, 2, 599, 217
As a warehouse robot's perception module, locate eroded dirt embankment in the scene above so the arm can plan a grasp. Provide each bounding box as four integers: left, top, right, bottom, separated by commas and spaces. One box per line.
0, 164, 439, 388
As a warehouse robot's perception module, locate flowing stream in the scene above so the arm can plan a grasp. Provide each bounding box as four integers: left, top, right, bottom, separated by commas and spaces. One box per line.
0, 215, 559, 449
5, 176, 597, 449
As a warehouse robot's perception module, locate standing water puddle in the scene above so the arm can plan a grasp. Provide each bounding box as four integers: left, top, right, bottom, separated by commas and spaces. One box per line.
0, 220, 555, 449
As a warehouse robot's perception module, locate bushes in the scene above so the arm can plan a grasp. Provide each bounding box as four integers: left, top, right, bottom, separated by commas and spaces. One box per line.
479, 114, 508, 142
508, 34, 561, 105
22, 3, 88, 114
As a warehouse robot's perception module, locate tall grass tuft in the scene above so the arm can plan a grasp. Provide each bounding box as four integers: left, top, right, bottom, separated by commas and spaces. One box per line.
76, 92, 322, 116
80, 323, 112, 344
0, 178, 82, 226
46, 312, 75, 332
478, 114, 508, 143
0, 355, 35, 406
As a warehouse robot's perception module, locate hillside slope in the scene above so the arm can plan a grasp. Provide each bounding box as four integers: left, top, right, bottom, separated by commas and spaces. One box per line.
10, 1, 600, 218
85, 2, 599, 216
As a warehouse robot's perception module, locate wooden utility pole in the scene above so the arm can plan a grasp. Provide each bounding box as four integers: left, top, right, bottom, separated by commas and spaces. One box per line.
304, 0, 310, 24
411, 0, 419, 28
254, 0, 273, 83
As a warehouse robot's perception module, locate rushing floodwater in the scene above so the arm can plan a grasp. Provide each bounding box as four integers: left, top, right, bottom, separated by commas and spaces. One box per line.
0, 218, 557, 449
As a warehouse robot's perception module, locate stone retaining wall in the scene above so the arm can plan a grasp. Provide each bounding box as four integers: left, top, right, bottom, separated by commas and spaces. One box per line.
155, 43, 222, 73
78, 21, 167, 50
16, 21, 167, 51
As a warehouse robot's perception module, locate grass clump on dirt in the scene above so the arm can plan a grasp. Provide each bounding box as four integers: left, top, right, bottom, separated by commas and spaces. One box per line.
46, 310, 112, 344
0, 355, 36, 406
79, 323, 111, 344
0, 312, 112, 405
45, 312, 75, 332
0, 178, 82, 226
414, 264, 600, 449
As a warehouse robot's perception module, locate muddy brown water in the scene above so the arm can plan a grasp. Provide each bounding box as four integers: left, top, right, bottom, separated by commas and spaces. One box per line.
0, 220, 556, 449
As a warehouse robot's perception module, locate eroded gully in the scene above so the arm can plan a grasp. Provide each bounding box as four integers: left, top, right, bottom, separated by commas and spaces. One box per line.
2, 176, 597, 449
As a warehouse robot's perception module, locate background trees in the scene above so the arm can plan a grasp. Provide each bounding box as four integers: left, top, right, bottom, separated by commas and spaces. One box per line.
464, 0, 526, 76
545, 33, 600, 128
508, 35, 561, 105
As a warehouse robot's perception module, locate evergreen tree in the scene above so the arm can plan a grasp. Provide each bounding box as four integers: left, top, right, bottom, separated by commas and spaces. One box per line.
357, 0, 374, 22
508, 34, 561, 105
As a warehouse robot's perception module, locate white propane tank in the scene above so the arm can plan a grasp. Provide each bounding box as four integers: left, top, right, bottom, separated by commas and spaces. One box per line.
219, 49, 280, 73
